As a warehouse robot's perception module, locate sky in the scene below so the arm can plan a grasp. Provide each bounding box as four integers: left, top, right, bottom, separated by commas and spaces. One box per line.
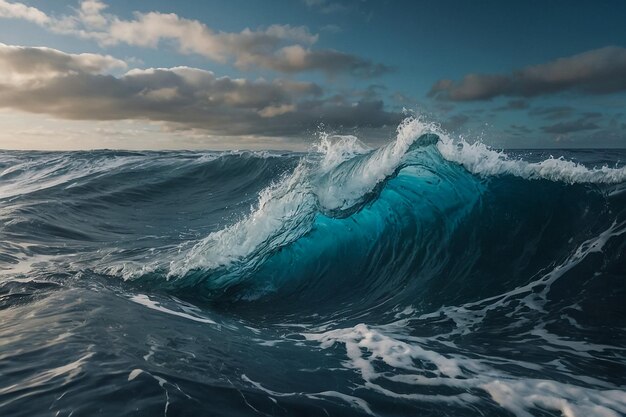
0, 0, 625, 150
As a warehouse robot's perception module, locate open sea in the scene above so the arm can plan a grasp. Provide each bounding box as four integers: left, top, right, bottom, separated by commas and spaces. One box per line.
1, 118, 625, 416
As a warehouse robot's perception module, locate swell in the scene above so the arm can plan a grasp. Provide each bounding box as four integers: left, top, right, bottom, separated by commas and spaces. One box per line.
212, 167, 625, 323
2, 120, 626, 417
2, 117, 626, 318
115, 118, 626, 316
0, 150, 298, 255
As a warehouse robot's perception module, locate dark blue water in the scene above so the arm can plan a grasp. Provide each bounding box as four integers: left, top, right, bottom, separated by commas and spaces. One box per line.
1, 119, 625, 416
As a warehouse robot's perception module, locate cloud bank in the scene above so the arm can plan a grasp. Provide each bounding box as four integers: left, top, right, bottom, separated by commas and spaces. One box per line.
429, 46, 626, 101
0, 43, 400, 137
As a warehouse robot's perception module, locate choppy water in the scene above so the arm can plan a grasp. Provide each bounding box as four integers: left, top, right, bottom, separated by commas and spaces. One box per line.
1, 118, 625, 416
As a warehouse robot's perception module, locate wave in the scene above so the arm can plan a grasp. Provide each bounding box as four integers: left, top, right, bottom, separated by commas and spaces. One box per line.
2, 117, 625, 306
1, 116, 625, 417
7, 119, 594, 322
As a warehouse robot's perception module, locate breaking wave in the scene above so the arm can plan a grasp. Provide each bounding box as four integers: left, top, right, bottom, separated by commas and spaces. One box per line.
1, 116, 625, 416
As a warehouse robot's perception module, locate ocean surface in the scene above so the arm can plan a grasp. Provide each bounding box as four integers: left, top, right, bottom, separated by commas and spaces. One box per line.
1, 118, 625, 417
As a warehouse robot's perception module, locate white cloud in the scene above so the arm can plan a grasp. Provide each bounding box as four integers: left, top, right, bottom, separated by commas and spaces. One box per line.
0, 0, 386, 77
0, 42, 126, 84
258, 104, 296, 118
78, 0, 108, 28
0, 0, 49, 24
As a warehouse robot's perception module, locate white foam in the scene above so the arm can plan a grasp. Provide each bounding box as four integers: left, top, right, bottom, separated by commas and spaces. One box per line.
0, 154, 144, 199
124, 115, 626, 281
299, 220, 626, 416
410, 220, 626, 340
130, 294, 216, 324
313, 133, 370, 173
128, 368, 143, 381
0, 351, 95, 396
165, 119, 434, 278
168, 162, 317, 277
435, 129, 626, 184
307, 391, 375, 415
241, 374, 376, 415
313, 114, 626, 214
482, 379, 626, 417
303, 321, 626, 417
313, 117, 433, 211
304, 323, 462, 379
127, 367, 191, 416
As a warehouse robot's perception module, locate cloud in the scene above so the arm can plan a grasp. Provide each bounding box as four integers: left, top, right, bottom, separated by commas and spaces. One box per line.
429, 46, 626, 101
0, 0, 48, 24
0, 43, 400, 137
0, 0, 387, 77
238, 45, 390, 77
0, 43, 126, 81
103, 13, 317, 61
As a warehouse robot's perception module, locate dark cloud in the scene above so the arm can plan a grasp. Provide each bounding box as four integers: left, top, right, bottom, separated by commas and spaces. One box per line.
242, 46, 392, 78
0, 44, 401, 137
429, 46, 626, 101
0, 42, 126, 76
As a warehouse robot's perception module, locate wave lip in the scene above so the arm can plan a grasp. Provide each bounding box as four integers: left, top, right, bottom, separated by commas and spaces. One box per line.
436, 136, 626, 184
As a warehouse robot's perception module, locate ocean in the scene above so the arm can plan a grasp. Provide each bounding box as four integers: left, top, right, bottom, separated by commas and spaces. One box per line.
1, 118, 625, 416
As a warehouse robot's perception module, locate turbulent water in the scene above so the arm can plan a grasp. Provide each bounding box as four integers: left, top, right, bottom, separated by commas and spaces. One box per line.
1, 118, 626, 417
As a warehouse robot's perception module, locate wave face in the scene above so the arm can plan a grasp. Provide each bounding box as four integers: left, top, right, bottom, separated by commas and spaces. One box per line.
1, 118, 626, 417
